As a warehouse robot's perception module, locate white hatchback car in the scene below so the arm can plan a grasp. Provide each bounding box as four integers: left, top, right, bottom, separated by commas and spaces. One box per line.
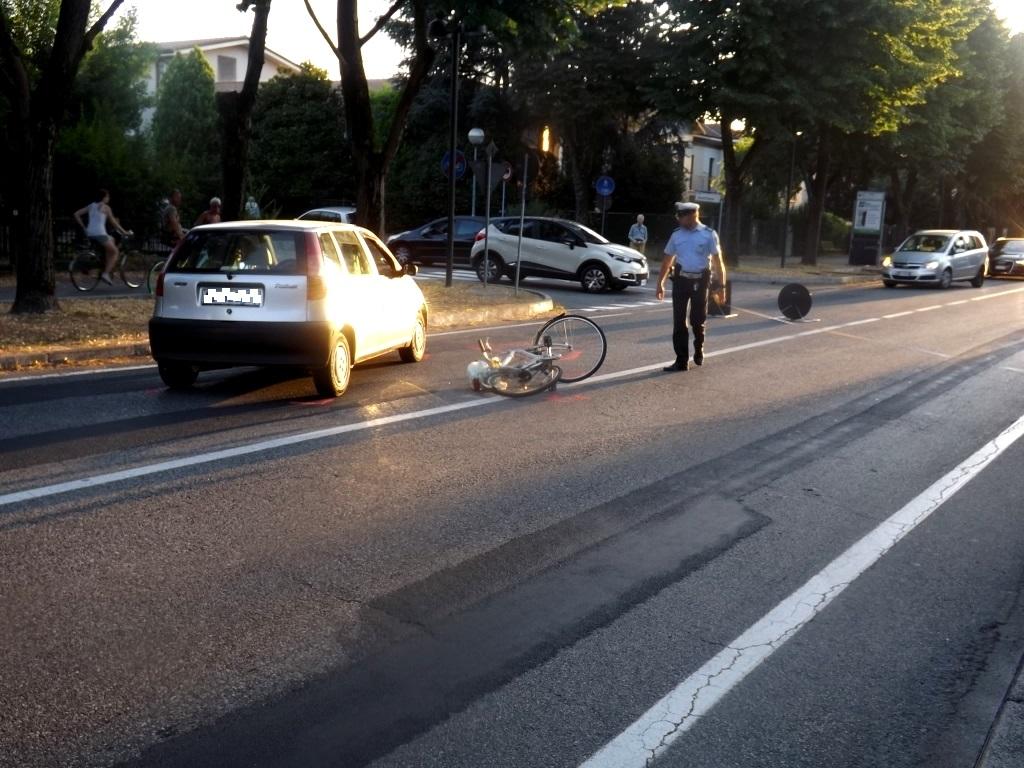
881, 229, 988, 289
469, 216, 648, 292
148, 221, 427, 397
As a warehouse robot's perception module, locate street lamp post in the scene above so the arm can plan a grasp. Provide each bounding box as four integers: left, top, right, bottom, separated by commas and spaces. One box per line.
430, 14, 463, 288
469, 127, 484, 217
781, 130, 803, 269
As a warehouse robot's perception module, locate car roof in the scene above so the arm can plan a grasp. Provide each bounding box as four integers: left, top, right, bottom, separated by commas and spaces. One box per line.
191, 219, 372, 234
301, 206, 356, 213
911, 229, 982, 237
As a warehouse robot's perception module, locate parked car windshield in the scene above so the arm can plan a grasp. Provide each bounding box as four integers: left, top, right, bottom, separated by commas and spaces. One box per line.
993, 239, 1024, 255
898, 234, 949, 253
167, 230, 309, 274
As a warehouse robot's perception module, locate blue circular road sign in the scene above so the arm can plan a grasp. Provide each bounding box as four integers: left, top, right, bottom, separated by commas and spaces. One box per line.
595, 175, 615, 196
442, 150, 467, 180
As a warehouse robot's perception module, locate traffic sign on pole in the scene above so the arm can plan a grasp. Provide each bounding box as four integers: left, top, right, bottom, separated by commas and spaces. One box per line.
441, 150, 467, 180
595, 175, 615, 196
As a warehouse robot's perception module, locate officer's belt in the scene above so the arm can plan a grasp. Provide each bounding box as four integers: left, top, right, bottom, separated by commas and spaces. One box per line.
674, 268, 709, 279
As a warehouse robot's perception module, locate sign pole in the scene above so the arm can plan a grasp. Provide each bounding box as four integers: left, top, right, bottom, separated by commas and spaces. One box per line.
514, 153, 529, 296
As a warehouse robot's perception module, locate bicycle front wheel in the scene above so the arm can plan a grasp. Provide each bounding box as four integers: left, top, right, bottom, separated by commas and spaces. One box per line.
69, 249, 102, 291
485, 365, 561, 397
146, 259, 166, 295
532, 314, 607, 383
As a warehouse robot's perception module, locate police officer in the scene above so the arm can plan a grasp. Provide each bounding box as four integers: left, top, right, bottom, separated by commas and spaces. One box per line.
655, 201, 727, 372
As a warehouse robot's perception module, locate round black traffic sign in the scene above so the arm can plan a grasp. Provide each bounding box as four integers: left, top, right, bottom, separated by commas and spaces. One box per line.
778, 283, 813, 320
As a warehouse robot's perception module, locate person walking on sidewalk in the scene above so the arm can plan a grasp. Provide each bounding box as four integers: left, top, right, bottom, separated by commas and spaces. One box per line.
655, 201, 727, 372
628, 214, 648, 255
73, 188, 132, 285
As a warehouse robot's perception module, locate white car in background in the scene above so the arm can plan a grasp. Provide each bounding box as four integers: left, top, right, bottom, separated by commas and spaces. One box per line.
469, 216, 648, 292
148, 220, 426, 398
881, 229, 988, 289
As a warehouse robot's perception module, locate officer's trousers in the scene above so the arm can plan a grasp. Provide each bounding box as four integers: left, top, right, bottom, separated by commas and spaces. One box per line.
671, 270, 710, 362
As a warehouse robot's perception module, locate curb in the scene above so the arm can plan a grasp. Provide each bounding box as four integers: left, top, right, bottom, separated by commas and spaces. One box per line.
0, 295, 556, 372
975, 651, 1024, 768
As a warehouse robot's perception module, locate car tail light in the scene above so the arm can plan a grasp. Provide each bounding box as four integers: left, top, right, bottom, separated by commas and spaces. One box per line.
304, 231, 327, 300
474, 229, 486, 241
155, 270, 165, 296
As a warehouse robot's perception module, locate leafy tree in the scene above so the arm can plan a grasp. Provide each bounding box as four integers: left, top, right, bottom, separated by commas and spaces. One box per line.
303, 0, 614, 236
668, 0, 978, 263
150, 47, 219, 214
0, 0, 126, 313
250, 63, 354, 215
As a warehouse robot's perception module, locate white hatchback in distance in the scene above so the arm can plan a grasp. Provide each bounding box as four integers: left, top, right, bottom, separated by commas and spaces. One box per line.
148, 221, 427, 397
881, 229, 988, 289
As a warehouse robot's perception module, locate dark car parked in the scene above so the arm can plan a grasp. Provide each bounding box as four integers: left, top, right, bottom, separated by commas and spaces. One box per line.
989, 237, 1024, 278
386, 216, 485, 266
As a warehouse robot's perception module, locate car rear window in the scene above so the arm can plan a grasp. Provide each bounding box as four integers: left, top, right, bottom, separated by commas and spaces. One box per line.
167, 230, 310, 274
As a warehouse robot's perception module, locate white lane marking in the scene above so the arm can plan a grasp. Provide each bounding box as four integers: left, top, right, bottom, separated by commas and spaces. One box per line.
6, 286, 1024, 503
883, 311, 915, 319
0, 364, 155, 383
916, 305, 942, 312
581, 411, 1024, 768
0, 399, 495, 507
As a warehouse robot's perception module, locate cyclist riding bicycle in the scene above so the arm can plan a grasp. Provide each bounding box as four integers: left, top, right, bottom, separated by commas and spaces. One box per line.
73, 188, 132, 285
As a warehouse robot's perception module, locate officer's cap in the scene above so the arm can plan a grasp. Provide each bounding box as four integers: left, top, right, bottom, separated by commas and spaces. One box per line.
674, 201, 700, 214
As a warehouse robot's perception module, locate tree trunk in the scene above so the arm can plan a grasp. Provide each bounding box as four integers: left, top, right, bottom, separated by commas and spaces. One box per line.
221, 0, 270, 221
13, 131, 59, 313
802, 126, 832, 266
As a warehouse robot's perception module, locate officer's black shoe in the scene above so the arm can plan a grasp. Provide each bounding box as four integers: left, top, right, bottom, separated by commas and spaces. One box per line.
693, 349, 704, 366
663, 359, 689, 372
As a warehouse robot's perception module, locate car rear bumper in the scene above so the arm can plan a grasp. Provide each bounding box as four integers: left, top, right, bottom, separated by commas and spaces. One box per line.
149, 318, 332, 367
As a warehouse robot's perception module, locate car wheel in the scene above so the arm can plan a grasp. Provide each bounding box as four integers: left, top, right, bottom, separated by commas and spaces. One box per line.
970, 263, 986, 288
313, 334, 351, 397
476, 254, 504, 283
580, 264, 611, 293
394, 246, 412, 267
157, 361, 198, 390
882, 280, 897, 288
938, 268, 953, 289
399, 311, 427, 363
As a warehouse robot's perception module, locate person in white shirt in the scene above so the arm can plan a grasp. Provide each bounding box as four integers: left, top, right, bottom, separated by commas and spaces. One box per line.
73, 188, 131, 285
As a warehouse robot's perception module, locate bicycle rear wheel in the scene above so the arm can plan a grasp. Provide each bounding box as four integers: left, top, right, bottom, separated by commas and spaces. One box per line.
69, 249, 102, 291
532, 314, 606, 383
119, 250, 147, 288
146, 259, 166, 295
485, 365, 561, 397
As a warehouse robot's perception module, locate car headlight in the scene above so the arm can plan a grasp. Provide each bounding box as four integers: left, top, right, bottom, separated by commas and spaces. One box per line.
609, 253, 633, 263
882, 255, 892, 267
924, 260, 939, 270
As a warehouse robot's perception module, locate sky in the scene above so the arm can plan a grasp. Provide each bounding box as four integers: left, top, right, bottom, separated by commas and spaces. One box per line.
117, 0, 1024, 82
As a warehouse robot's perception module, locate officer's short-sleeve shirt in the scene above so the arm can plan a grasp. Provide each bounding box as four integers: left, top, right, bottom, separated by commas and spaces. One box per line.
664, 223, 720, 272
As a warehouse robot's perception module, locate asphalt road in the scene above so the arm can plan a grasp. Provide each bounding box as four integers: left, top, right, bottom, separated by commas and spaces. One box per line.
2, 277, 1024, 768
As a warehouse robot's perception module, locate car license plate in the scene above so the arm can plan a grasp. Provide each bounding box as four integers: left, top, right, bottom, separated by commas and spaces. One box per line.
894, 270, 913, 278
201, 285, 264, 306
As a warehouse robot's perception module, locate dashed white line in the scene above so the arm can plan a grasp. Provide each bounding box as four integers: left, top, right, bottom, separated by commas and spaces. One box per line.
581, 411, 1024, 768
